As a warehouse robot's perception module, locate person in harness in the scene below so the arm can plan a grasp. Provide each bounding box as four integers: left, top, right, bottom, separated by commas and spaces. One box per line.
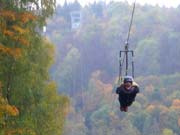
116, 76, 139, 112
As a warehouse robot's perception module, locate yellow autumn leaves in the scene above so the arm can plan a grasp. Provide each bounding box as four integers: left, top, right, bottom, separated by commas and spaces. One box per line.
0, 10, 36, 23
0, 96, 19, 118
4, 128, 36, 135
0, 82, 18, 118
0, 9, 37, 58
0, 44, 21, 58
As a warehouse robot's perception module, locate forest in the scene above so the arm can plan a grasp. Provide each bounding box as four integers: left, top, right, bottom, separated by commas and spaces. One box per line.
0, 0, 180, 135
46, 1, 180, 135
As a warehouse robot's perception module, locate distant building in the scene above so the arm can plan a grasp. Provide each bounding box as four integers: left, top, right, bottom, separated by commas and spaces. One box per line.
43, 26, 46, 33
25, 2, 37, 11
70, 11, 81, 29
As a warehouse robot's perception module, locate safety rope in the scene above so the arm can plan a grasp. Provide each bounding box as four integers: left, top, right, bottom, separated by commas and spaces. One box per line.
118, 53, 125, 85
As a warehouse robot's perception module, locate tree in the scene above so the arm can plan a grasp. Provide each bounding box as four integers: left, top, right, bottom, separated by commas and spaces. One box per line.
163, 128, 174, 135
0, 1, 69, 135
55, 47, 81, 95
135, 38, 160, 75
159, 33, 180, 74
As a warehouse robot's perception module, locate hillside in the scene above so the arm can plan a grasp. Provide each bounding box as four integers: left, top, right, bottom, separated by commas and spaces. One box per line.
46, 1, 180, 135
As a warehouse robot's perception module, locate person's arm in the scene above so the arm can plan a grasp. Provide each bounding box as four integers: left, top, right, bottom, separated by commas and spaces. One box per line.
134, 86, 139, 93
116, 85, 124, 94
132, 81, 139, 87
116, 87, 120, 94
132, 81, 139, 93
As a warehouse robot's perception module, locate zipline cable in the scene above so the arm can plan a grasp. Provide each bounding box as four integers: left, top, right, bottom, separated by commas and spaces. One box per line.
126, 0, 136, 45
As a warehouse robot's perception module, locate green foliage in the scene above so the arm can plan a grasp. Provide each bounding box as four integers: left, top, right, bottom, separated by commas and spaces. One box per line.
90, 105, 110, 125
163, 128, 174, 135
0, 1, 69, 135
54, 47, 81, 94
135, 38, 160, 75
46, 1, 180, 135
130, 111, 149, 133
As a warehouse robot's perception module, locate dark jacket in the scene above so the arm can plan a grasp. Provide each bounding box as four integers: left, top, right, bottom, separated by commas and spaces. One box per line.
116, 84, 139, 107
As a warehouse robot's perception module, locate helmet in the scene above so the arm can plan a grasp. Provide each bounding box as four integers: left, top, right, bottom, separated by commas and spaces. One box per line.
123, 76, 133, 83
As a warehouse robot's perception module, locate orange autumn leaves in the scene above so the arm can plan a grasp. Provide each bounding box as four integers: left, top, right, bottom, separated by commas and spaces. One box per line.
4, 128, 36, 135
0, 96, 19, 118
171, 99, 180, 109
146, 99, 180, 128
0, 9, 37, 58
0, 82, 18, 117
0, 45, 21, 58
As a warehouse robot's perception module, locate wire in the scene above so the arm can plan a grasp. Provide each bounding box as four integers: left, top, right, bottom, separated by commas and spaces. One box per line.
118, 52, 126, 84
126, 0, 136, 45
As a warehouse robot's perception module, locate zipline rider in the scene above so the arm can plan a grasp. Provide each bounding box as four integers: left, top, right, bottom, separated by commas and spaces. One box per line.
116, 76, 139, 112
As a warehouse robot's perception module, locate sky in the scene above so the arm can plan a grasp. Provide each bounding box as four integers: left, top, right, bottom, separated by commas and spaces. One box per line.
57, 0, 180, 8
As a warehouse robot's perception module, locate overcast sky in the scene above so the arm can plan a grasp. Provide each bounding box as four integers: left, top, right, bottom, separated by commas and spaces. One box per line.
57, 0, 180, 8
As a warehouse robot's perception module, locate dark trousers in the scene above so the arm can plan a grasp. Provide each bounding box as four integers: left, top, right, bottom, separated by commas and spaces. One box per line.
118, 93, 136, 107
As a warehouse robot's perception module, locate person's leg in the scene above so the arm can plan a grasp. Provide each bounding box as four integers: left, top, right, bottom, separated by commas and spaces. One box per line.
120, 106, 124, 111
127, 93, 137, 106
119, 99, 128, 112
124, 106, 128, 112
